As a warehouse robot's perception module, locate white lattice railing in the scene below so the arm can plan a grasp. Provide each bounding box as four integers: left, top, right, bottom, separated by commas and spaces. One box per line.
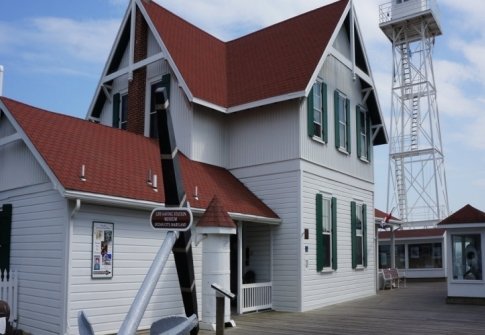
0, 269, 18, 324
241, 282, 272, 313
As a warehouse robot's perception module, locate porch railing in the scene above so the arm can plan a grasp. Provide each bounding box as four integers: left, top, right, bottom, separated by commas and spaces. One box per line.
0, 269, 18, 323
241, 282, 272, 313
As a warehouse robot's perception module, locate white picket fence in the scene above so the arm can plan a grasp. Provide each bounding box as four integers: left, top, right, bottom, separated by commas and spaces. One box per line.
241, 281, 272, 313
0, 269, 17, 323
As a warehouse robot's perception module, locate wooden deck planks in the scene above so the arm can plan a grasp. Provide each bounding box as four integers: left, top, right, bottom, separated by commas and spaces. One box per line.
198, 282, 485, 335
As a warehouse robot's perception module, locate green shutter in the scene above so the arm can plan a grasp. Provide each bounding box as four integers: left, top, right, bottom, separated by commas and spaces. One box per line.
331, 197, 338, 270
351, 201, 357, 269
316, 194, 324, 272
334, 90, 340, 149
112, 93, 120, 128
356, 105, 362, 159
346, 98, 351, 154
363, 204, 368, 267
322, 82, 328, 143
307, 86, 314, 137
0, 204, 12, 273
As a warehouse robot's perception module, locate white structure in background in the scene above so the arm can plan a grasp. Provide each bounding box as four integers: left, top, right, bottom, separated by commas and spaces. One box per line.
379, 0, 449, 227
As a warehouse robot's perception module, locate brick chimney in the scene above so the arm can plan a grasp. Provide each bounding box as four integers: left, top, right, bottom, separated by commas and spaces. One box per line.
127, 7, 148, 135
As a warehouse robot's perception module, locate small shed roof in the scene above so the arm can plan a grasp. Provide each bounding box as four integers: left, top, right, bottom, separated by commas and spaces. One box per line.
197, 195, 236, 229
438, 204, 485, 226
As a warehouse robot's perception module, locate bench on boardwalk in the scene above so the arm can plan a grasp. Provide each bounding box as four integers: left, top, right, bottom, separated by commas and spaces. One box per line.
382, 268, 406, 289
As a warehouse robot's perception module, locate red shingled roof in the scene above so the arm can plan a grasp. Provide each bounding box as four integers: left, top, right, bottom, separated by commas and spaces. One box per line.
142, 0, 348, 108
379, 228, 445, 240
1, 97, 278, 219
438, 204, 485, 226
197, 195, 236, 229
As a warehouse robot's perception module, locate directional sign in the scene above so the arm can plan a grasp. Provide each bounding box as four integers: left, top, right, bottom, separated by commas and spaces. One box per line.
150, 207, 193, 231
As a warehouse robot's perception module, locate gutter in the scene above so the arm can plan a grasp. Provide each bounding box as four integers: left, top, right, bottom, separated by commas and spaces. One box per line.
63, 190, 281, 225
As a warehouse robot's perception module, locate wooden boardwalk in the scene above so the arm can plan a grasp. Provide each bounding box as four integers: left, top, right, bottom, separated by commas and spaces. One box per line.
199, 282, 485, 335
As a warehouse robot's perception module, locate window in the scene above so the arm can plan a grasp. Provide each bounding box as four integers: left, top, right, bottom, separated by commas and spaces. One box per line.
150, 73, 171, 138
316, 194, 337, 271
307, 81, 327, 141
334, 91, 351, 153
356, 105, 371, 161
452, 234, 482, 280
408, 243, 442, 269
112, 92, 128, 129
351, 202, 367, 268
379, 244, 405, 269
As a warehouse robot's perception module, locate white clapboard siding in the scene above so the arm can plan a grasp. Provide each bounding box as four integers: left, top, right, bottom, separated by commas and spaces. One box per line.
192, 105, 228, 168
6, 183, 68, 335
68, 204, 202, 335
0, 138, 50, 193
301, 165, 375, 311
227, 100, 300, 170
232, 162, 301, 312
300, 54, 374, 183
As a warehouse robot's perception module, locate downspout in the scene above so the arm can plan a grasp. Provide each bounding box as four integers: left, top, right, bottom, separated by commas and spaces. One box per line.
63, 199, 81, 334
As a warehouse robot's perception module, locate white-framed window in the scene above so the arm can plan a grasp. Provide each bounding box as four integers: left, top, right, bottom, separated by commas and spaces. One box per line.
452, 234, 482, 280
351, 201, 367, 268
334, 91, 350, 153
357, 105, 370, 161
307, 81, 327, 141
313, 82, 323, 138
316, 194, 337, 271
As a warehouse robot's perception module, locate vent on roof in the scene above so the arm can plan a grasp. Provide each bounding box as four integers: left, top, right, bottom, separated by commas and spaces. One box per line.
80, 164, 86, 182
152, 174, 158, 192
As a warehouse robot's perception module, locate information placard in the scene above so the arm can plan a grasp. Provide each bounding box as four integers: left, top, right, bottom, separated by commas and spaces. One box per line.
92, 221, 113, 279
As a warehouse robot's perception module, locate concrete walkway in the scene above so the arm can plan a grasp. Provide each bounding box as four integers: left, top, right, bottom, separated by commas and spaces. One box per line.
199, 281, 485, 335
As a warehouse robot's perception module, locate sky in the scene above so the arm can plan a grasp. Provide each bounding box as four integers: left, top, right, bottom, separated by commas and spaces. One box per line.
0, 0, 484, 214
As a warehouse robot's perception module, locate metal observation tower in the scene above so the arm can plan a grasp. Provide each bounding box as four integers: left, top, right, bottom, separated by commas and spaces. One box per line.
379, 0, 449, 226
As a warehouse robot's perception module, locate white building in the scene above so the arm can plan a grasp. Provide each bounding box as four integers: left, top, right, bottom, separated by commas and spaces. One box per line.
0, 0, 387, 334
438, 204, 485, 303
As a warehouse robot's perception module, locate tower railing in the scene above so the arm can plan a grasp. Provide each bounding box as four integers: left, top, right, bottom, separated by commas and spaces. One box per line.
379, 0, 440, 25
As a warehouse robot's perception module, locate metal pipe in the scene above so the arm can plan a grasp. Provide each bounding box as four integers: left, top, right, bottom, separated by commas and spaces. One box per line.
118, 231, 179, 335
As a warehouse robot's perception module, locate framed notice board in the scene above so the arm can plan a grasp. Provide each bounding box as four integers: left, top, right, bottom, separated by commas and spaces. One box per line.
92, 221, 113, 279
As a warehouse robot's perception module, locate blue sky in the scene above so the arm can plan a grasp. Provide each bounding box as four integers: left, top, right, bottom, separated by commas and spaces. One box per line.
1, 0, 484, 214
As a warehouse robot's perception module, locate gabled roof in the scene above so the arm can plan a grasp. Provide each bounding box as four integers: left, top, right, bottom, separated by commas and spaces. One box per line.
141, 0, 348, 108
0, 97, 278, 221
438, 204, 485, 226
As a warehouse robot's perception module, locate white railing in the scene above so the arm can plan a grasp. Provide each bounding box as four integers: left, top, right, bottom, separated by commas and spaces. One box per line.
0, 269, 18, 324
379, 0, 440, 25
241, 282, 272, 313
